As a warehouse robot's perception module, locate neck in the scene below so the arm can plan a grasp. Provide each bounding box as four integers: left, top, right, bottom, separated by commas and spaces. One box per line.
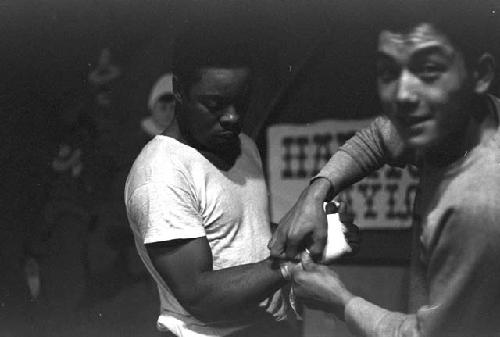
424, 126, 476, 167
199, 148, 241, 171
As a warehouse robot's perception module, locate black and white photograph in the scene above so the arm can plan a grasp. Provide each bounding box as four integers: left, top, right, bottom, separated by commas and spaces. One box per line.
1, 1, 500, 336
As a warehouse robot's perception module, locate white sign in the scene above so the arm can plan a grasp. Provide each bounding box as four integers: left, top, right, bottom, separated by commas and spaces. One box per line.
267, 119, 418, 229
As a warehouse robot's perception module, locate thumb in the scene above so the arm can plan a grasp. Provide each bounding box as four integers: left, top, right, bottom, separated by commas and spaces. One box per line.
268, 230, 286, 259
301, 251, 316, 271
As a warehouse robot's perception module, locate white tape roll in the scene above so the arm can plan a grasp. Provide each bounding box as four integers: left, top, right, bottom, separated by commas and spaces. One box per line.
322, 202, 352, 263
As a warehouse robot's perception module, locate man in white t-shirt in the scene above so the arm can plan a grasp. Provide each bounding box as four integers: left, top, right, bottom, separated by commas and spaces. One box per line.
125, 21, 298, 337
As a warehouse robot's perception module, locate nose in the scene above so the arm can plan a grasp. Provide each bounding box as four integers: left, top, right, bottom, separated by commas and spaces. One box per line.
219, 105, 241, 133
396, 70, 418, 103
394, 70, 419, 114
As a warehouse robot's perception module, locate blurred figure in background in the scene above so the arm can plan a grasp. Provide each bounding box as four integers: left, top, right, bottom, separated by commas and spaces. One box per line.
141, 73, 176, 139
88, 48, 122, 108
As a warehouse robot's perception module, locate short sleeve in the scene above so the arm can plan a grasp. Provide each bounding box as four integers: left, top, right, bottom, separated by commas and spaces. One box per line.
126, 164, 206, 245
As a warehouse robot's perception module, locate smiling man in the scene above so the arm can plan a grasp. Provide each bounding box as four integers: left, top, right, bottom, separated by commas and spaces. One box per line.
270, 2, 500, 336
125, 22, 297, 337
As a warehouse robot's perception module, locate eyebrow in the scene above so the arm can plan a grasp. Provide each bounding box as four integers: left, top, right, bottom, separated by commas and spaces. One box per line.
196, 85, 250, 99
376, 44, 455, 63
411, 45, 455, 60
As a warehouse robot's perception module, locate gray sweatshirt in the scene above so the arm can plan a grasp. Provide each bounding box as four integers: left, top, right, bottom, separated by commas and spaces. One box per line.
315, 96, 500, 337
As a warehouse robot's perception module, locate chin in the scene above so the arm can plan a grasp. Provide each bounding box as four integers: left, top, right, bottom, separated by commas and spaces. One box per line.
216, 139, 241, 158
404, 134, 439, 151
217, 135, 240, 147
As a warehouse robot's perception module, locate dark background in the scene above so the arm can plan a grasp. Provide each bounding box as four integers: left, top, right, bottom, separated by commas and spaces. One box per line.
1, 1, 498, 336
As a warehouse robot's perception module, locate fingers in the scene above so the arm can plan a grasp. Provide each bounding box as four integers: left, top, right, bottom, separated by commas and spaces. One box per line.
269, 223, 312, 261
308, 224, 327, 261
270, 209, 299, 260
284, 235, 301, 260
300, 250, 315, 271
268, 226, 286, 259
270, 193, 329, 261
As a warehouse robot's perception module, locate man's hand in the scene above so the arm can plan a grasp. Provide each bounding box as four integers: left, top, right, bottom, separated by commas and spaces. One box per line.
292, 259, 354, 317
268, 178, 332, 261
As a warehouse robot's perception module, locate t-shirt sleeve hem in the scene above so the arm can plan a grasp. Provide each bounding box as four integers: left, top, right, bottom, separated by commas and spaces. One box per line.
143, 230, 206, 245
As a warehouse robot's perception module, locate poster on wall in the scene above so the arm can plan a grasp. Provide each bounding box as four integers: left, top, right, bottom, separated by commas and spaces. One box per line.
267, 119, 419, 229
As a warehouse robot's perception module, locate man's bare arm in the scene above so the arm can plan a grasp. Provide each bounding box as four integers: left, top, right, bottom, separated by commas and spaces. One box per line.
147, 236, 285, 322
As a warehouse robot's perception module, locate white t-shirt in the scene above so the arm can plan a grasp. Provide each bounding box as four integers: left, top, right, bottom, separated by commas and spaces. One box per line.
125, 134, 286, 337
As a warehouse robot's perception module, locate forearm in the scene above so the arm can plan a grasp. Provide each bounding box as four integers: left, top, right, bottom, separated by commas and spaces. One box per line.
183, 258, 286, 321
313, 150, 371, 200
316, 116, 411, 197
345, 297, 419, 337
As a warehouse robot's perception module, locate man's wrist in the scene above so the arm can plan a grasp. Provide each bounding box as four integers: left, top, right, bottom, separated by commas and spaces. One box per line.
279, 262, 292, 281
267, 258, 292, 282
279, 261, 299, 281
340, 290, 355, 307
308, 177, 334, 201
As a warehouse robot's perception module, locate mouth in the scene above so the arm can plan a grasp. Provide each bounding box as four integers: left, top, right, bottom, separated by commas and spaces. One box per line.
401, 114, 431, 127
218, 131, 239, 139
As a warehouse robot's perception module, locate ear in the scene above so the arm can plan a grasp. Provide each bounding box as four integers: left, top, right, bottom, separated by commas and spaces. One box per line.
172, 75, 183, 103
473, 53, 496, 95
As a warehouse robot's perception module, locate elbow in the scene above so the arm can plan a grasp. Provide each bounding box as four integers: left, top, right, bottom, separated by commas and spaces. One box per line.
185, 306, 215, 322
182, 296, 256, 322
179, 292, 262, 323
176, 291, 222, 322
183, 300, 224, 322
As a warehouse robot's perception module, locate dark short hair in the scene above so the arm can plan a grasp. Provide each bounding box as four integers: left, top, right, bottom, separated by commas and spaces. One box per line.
172, 19, 254, 93
368, 0, 499, 67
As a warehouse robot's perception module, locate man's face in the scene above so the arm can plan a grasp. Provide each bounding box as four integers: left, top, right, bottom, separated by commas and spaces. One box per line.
376, 23, 473, 151
178, 67, 250, 154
